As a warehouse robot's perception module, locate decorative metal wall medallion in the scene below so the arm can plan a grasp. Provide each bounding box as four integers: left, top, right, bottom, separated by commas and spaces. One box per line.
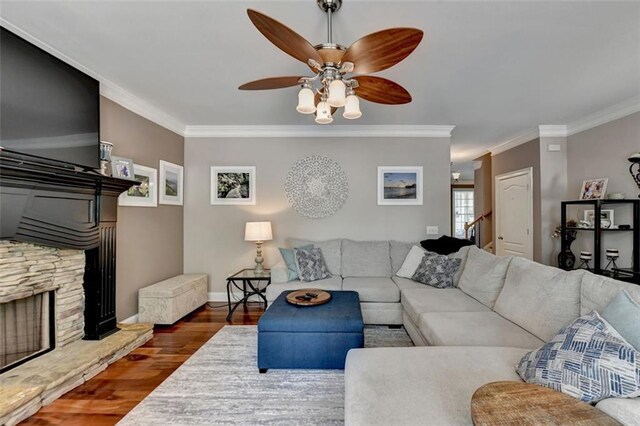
284, 155, 348, 218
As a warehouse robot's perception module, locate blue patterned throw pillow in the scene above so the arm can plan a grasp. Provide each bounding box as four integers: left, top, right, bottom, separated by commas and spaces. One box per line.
516, 311, 640, 403
279, 244, 313, 281
411, 251, 462, 288
293, 247, 331, 282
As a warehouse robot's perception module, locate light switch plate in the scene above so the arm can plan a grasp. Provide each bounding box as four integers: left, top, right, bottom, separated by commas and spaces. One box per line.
547, 144, 561, 152
426, 226, 439, 235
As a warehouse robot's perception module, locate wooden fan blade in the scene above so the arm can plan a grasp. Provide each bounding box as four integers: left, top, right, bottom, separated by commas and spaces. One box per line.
247, 9, 322, 66
342, 28, 423, 74
239, 76, 305, 90
353, 76, 412, 105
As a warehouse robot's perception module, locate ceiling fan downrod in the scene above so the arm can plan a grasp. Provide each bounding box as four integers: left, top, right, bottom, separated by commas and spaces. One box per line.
317, 0, 342, 44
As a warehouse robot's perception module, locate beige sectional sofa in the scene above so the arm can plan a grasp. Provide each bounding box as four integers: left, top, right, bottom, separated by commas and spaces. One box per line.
345, 245, 640, 425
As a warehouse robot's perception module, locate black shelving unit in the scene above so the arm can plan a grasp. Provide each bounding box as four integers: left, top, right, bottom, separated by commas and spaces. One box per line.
561, 199, 639, 284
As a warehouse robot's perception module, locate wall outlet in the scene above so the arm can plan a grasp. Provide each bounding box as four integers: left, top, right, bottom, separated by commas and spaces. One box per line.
426, 226, 439, 235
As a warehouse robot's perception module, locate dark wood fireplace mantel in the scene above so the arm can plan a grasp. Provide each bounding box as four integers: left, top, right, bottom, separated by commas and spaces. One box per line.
0, 149, 137, 339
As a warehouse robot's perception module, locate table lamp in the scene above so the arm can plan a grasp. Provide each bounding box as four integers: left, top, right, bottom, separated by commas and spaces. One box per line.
245, 221, 273, 274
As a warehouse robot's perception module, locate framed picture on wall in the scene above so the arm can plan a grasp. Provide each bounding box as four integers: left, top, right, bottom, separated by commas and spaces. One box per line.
210, 166, 256, 205
377, 166, 423, 205
118, 164, 158, 207
579, 178, 608, 200
159, 160, 184, 206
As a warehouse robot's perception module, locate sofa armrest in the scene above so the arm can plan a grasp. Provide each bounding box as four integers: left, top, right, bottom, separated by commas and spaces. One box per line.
271, 262, 289, 284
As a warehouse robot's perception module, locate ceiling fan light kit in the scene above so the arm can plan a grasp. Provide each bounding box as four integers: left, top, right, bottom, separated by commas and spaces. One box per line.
239, 0, 423, 125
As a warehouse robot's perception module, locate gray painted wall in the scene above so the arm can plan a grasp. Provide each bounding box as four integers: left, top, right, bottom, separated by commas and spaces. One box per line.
539, 137, 568, 266
183, 137, 451, 296
567, 111, 640, 269
101, 97, 185, 321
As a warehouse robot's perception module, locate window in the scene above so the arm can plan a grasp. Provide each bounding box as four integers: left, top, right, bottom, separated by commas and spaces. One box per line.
452, 189, 474, 238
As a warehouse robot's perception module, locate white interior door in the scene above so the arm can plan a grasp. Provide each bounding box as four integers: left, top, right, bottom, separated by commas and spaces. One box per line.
495, 168, 533, 259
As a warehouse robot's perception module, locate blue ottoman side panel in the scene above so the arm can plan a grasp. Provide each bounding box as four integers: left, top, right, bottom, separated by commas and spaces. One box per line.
258, 332, 364, 369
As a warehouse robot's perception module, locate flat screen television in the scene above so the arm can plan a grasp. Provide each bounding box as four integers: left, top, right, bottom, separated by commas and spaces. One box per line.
0, 27, 100, 169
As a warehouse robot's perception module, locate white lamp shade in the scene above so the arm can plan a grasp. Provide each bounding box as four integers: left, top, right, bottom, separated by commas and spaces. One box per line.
342, 95, 362, 119
327, 79, 346, 107
245, 221, 273, 241
296, 87, 316, 114
315, 101, 333, 124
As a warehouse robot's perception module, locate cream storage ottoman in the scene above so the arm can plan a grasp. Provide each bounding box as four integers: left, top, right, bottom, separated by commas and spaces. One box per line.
138, 274, 208, 324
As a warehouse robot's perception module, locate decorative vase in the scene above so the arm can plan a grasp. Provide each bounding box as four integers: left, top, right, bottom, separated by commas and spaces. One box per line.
558, 231, 577, 270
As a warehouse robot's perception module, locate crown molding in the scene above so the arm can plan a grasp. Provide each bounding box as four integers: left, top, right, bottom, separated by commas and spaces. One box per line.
489, 128, 539, 156
538, 125, 568, 138
0, 18, 186, 137
183, 125, 455, 138
566, 95, 640, 136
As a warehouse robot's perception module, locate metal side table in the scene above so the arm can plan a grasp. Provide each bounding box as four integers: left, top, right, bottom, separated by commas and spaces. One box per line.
226, 268, 271, 321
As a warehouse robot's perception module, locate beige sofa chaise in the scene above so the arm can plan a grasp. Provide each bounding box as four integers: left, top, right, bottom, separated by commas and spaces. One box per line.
344, 245, 640, 425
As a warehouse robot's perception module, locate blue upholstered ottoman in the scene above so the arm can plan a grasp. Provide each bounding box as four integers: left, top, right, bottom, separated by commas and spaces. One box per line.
257, 291, 364, 372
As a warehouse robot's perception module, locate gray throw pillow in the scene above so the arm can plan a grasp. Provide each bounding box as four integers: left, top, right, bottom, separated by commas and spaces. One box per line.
279, 244, 313, 281
602, 290, 640, 351
411, 251, 462, 288
294, 247, 331, 282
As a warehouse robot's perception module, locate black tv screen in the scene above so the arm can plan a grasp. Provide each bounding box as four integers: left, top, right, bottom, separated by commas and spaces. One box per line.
0, 27, 100, 169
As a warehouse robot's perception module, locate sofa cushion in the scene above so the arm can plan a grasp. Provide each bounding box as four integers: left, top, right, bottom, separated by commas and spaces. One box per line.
390, 241, 417, 275
401, 287, 490, 325
342, 277, 400, 303
457, 246, 511, 308
493, 257, 583, 341
341, 240, 391, 278
580, 272, 640, 316
345, 346, 528, 426
289, 238, 342, 276
602, 290, 640, 351
396, 245, 425, 278
392, 276, 428, 291
516, 311, 640, 403
419, 311, 544, 348
412, 251, 461, 288
449, 245, 471, 287
265, 276, 342, 302
596, 398, 640, 425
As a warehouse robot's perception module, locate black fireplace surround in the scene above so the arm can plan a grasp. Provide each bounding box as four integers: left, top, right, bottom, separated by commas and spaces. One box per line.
0, 149, 136, 340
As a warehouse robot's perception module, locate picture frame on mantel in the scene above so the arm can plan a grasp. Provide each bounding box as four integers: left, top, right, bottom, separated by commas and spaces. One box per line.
119, 164, 158, 207
210, 166, 256, 205
159, 160, 184, 206
377, 166, 423, 205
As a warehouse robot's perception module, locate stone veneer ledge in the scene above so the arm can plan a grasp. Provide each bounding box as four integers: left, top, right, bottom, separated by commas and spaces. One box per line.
0, 323, 153, 426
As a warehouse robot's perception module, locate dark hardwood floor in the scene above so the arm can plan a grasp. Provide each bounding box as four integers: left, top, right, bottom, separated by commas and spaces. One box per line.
21, 303, 264, 425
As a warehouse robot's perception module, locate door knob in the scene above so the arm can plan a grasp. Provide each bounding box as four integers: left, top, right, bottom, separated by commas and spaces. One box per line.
498, 236, 504, 240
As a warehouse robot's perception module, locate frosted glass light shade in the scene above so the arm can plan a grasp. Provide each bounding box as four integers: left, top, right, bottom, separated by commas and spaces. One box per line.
244, 221, 273, 241
315, 101, 333, 124
296, 87, 316, 114
327, 79, 346, 107
343, 95, 362, 119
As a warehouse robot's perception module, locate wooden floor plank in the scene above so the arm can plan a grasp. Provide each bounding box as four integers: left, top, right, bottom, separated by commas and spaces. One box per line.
20, 303, 263, 425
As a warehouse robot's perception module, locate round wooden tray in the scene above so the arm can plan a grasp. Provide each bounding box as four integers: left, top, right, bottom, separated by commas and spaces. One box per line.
286, 289, 332, 306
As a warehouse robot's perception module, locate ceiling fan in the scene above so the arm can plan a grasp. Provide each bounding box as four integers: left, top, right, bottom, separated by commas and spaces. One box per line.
238, 0, 423, 124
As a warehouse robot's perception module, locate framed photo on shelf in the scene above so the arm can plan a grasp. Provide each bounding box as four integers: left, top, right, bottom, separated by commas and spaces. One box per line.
377, 166, 423, 205
111, 156, 136, 180
210, 166, 256, 205
579, 178, 608, 200
159, 160, 184, 206
118, 164, 157, 207
584, 209, 614, 228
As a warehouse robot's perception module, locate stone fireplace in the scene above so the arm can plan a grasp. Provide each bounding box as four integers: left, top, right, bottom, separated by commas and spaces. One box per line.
0, 241, 85, 372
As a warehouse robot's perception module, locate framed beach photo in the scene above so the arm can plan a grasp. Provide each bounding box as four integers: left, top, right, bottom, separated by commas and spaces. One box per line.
378, 166, 423, 205
210, 166, 256, 205
579, 178, 608, 200
159, 160, 184, 206
118, 164, 157, 207
111, 156, 136, 180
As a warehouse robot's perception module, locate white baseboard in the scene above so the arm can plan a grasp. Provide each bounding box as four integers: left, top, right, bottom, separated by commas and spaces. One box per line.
120, 313, 139, 324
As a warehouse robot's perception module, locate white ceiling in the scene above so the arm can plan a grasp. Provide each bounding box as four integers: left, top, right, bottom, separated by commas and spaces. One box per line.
1, 0, 639, 178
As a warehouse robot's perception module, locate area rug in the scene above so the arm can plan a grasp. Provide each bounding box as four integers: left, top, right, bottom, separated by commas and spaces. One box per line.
118, 325, 412, 425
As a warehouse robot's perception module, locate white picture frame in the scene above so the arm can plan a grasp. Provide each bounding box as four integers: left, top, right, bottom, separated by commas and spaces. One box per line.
377, 166, 423, 206
118, 164, 157, 207
110, 156, 136, 180
584, 209, 614, 227
579, 178, 608, 200
210, 166, 256, 205
159, 160, 184, 206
